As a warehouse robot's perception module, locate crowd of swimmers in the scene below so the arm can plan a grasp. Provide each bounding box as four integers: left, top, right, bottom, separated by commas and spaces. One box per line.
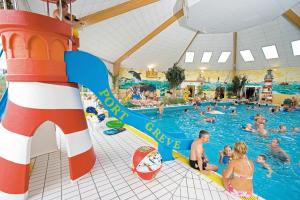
189, 129, 298, 198
187, 97, 299, 198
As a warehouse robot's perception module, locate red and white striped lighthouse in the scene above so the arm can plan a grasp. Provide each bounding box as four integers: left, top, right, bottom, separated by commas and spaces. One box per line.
261, 69, 274, 103
0, 10, 95, 200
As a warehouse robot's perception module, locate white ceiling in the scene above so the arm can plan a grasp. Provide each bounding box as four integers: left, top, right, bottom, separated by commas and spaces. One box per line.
18, 0, 300, 71
183, 0, 300, 33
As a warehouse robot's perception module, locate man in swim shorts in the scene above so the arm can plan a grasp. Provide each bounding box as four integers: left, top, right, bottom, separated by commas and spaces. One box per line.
189, 130, 218, 172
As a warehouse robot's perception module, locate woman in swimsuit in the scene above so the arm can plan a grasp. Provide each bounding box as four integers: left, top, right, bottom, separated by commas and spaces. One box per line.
222, 141, 254, 198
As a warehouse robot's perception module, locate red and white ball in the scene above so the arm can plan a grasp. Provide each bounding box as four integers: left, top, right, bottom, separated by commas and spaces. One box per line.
132, 146, 162, 180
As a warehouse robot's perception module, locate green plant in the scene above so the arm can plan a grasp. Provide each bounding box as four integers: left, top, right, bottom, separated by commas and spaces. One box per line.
197, 85, 203, 96
163, 97, 186, 105
165, 63, 185, 97
226, 84, 233, 98
107, 70, 119, 90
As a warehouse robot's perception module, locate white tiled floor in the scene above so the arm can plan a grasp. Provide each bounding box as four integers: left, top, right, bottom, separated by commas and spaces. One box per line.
28, 122, 248, 200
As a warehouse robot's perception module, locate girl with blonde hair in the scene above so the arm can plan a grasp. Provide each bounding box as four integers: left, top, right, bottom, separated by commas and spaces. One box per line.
222, 141, 254, 198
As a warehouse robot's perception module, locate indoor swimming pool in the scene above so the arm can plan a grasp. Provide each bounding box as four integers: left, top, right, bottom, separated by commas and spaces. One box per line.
136, 104, 300, 200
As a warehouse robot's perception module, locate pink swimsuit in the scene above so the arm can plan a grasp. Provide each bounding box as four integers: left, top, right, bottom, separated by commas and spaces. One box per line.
226, 159, 253, 198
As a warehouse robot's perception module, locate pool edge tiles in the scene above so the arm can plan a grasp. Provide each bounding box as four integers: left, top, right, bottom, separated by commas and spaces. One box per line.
124, 124, 265, 200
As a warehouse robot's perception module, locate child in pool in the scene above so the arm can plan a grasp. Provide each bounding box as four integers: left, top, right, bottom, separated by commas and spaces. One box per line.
256, 123, 268, 136
204, 116, 216, 123
206, 106, 212, 112
256, 154, 272, 177
158, 102, 164, 115
231, 109, 237, 116
243, 123, 255, 132
199, 111, 206, 117
219, 145, 232, 165
269, 124, 287, 133
291, 127, 300, 133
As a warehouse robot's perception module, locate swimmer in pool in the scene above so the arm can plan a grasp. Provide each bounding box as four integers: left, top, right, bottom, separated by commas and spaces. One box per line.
243, 123, 255, 132
291, 127, 300, 133
256, 155, 272, 177
207, 106, 212, 112
254, 114, 266, 127
268, 138, 290, 163
231, 110, 237, 116
219, 145, 233, 165
256, 123, 268, 136
204, 116, 216, 123
199, 111, 206, 117
278, 125, 287, 133
158, 102, 164, 115
269, 125, 287, 133
254, 113, 262, 121
184, 108, 189, 113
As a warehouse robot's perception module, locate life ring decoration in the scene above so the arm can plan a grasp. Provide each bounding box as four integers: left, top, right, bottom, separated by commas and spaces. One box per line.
132, 146, 162, 180
106, 120, 124, 129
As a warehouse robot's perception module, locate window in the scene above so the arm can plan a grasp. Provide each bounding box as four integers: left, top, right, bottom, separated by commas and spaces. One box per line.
240, 50, 254, 62
262, 45, 279, 59
185, 51, 194, 63
291, 40, 300, 56
201, 52, 212, 63
218, 52, 231, 63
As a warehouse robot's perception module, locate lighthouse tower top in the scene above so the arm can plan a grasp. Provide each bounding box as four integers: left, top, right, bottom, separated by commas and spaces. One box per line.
0, 10, 72, 82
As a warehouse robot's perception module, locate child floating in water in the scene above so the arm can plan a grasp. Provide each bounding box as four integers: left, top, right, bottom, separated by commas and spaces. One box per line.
291, 127, 300, 133
199, 111, 206, 117
269, 124, 287, 133
256, 155, 272, 177
243, 123, 255, 132
256, 123, 268, 136
204, 116, 216, 123
231, 109, 237, 116
219, 145, 232, 165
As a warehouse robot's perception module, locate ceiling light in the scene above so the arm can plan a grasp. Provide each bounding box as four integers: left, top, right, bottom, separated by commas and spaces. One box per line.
147, 64, 156, 69
201, 52, 212, 63
185, 51, 194, 63
218, 52, 231, 63
262, 45, 279, 59
240, 50, 254, 62
291, 40, 300, 56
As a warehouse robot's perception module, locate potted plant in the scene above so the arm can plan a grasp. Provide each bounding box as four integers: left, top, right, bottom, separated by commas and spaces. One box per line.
165, 63, 185, 97
232, 75, 248, 98
197, 85, 203, 96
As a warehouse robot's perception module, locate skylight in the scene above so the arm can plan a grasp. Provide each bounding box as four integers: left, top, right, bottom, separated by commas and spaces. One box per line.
291, 40, 300, 56
185, 51, 194, 63
262, 45, 279, 59
240, 50, 254, 62
218, 52, 231, 63
201, 52, 212, 63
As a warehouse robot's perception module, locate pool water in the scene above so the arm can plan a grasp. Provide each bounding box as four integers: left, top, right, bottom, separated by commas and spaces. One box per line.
136, 104, 300, 200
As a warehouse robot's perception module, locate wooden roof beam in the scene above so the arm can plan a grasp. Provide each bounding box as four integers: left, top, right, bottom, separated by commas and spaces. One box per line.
79, 0, 159, 27
282, 9, 300, 29
114, 9, 184, 66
